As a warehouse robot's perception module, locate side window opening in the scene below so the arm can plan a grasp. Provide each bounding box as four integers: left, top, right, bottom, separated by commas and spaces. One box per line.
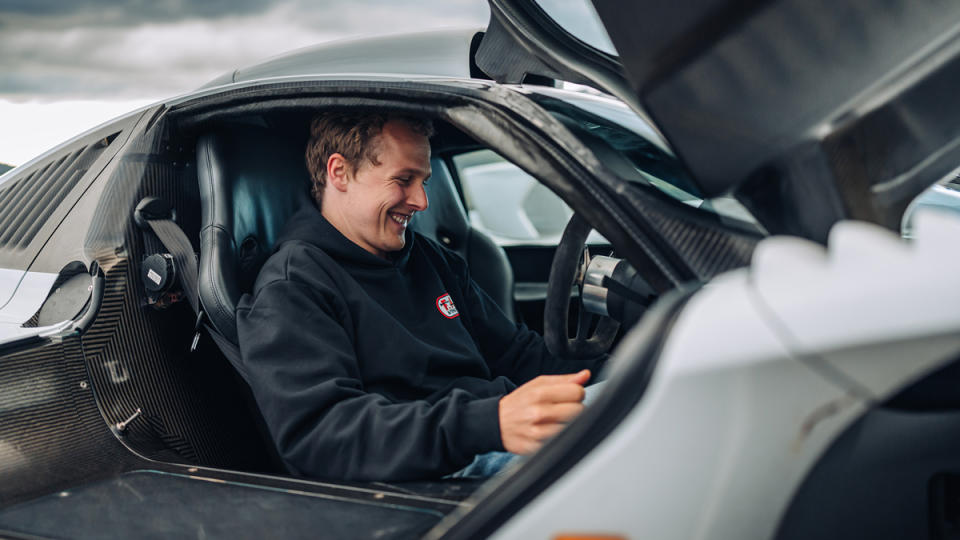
453, 149, 603, 245
453, 149, 566, 241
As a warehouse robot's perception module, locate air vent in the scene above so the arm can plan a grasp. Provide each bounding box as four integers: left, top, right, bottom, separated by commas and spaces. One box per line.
0, 133, 118, 250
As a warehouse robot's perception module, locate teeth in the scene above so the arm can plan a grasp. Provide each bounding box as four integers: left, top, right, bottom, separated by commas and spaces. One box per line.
390, 214, 409, 226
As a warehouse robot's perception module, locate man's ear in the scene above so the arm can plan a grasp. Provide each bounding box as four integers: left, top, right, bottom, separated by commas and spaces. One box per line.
326, 153, 350, 192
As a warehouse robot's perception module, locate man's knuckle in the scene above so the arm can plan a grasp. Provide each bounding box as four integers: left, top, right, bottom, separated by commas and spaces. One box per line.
529, 405, 544, 422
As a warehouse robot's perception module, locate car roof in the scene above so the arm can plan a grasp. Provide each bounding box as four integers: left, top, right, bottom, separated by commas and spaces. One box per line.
199, 28, 482, 89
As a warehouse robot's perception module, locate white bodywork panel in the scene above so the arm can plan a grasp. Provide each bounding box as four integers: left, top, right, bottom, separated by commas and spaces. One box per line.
0, 268, 27, 314
0, 269, 59, 343
493, 211, 960, 540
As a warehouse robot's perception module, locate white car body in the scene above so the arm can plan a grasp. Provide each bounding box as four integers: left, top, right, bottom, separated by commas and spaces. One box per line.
493, 211, 960, 539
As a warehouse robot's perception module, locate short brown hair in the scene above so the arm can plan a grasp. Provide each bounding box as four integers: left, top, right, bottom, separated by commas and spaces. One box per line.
305, 111, 434, 206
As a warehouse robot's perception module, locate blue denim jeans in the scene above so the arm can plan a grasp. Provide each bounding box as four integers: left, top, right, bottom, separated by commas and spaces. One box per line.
448, 380, 606, 479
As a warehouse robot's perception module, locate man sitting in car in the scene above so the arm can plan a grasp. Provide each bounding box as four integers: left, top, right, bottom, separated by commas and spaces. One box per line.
236, 111, 605, 481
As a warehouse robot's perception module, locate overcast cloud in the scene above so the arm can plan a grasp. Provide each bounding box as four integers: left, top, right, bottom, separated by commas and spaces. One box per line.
0, 0, 488, 165
0, 0, 489, 101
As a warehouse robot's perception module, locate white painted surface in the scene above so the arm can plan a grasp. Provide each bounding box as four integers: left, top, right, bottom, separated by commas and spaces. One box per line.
0, 269, 60, 343
492, 210, 960, 540
0, 268, 26, 311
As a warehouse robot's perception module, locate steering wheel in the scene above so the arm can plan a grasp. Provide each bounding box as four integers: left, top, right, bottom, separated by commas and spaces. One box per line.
544, 214, 620, 359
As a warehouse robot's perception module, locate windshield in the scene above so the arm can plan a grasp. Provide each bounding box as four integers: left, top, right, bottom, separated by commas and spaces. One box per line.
523, 87, 764, 232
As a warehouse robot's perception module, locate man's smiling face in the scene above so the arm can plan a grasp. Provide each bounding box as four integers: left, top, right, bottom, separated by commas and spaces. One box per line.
326, 119, 431, 258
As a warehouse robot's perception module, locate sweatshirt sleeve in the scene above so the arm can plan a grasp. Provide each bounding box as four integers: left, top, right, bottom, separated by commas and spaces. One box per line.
451, 253, 607, 385
236, 278, 504, 482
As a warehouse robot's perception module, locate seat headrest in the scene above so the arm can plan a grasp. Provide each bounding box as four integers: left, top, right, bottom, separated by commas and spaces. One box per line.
197, 125, 313, 343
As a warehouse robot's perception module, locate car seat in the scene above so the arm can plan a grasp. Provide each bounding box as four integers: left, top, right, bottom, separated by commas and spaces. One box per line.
195, 123, 515, 347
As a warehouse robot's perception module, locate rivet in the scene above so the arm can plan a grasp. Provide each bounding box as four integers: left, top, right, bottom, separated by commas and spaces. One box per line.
79, 381, 88, 390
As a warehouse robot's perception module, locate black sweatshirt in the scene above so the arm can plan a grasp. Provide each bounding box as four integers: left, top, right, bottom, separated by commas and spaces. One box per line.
236, 206, 603, 481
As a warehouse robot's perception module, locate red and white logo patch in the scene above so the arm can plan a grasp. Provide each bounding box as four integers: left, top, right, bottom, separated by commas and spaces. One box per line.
436, 293, 459, 319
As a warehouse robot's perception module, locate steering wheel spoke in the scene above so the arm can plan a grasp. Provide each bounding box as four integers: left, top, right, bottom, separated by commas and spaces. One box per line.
574, 303, 594, 341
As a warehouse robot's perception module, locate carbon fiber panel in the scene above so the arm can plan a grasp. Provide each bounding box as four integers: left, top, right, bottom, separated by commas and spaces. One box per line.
0, 336, 141, 506
81, 259, 270, 469
622, 185, 761, 281
78, 120, 272, 471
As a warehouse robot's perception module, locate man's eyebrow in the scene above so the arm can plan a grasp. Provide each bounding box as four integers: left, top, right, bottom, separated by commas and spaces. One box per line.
395, 167, 431, 178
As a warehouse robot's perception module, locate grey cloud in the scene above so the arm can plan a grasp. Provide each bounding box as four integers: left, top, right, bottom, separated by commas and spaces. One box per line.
0, 0, 273, 27
1, 0, 488, 100
287, 0, 487, 28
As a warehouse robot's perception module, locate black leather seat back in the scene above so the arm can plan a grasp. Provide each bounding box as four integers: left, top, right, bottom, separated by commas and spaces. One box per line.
197, 125, 313, 344
414, 159, 515, 320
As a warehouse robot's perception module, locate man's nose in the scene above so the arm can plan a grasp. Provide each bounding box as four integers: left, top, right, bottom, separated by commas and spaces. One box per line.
407, 181, 428, 211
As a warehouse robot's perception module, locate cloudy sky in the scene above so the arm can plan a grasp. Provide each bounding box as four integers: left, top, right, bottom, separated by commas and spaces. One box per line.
0, 0, 490, 166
